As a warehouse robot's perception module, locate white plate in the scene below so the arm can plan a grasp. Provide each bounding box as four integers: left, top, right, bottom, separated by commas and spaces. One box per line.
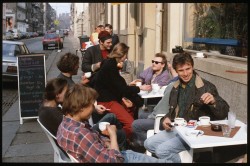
185, 130, 204, 137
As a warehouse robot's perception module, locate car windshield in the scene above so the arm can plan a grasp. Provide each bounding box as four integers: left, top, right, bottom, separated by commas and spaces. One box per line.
44, 33, 58, 39
2, 43, 15, 57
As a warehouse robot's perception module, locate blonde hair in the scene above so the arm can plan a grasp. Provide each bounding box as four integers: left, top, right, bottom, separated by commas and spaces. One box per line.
108, 43, 129, 60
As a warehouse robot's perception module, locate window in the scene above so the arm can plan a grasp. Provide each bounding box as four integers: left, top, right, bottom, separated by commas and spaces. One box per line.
183, 3, 247, 58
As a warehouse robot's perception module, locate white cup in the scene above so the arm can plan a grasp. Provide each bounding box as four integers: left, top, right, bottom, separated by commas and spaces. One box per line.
99, 122, 110, 131
196, 52, 204, 58
152, 83, 160, 93
174, 118, 187, 126
136, 82, 142, 87
199, 116, 210, 126
84, 72, 91, 78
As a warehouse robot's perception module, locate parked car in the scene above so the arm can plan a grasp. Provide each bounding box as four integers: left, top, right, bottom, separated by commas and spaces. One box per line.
28, 32, 34, 38
20, 32, 30, 39
3, 32, 14, 40
9, 29, 22, 40
59, 30, 65, 39
2, 40, 30, 81
42, 33, 63, 50
63, 30, 69, 35
33, 32, 39, 37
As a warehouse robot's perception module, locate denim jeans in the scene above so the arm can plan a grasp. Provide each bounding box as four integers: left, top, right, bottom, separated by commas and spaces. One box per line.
144, 130, 190, 163
121, 150, 174, 163
92, 113, 126, 150
132, 118, 154, 146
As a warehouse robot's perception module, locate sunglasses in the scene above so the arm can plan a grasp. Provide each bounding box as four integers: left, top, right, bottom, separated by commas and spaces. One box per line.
152, 60, 163, 64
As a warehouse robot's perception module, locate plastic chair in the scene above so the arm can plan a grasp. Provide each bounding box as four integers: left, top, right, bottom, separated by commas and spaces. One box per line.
37, 118, 71, 163
67, 153, 79, 163
146, 114, 165, 156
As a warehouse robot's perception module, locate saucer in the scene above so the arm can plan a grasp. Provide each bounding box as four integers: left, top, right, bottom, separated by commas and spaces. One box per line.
185, 130, 204, 137
197, 122, 211, 127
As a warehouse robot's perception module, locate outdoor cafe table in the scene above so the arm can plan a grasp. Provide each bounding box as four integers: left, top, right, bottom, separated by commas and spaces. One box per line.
174, 119, 247, 162
138, 86, 167, 107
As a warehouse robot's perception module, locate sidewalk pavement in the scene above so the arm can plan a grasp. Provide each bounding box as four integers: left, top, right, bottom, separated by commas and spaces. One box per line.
2, 34, 82, 162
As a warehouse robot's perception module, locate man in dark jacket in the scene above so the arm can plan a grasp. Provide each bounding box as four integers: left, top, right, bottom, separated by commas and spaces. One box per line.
81, 30, 112, 87
105, 23, 119, 51
144, 52, 229, 163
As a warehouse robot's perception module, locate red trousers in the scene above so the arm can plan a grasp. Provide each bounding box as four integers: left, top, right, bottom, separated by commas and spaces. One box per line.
97, 101, 134, 139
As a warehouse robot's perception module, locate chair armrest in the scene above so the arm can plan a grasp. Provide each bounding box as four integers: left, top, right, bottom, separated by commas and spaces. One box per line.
154, 114, 166, 133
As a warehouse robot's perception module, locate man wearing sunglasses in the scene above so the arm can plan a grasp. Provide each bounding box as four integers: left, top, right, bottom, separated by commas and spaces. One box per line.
130, 53, 171, 88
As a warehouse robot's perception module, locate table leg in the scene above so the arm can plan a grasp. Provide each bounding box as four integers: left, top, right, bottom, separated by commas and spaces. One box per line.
188, 148, 194, 163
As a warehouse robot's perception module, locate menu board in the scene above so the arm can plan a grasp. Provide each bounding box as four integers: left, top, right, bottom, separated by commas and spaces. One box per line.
17, 54, 46, 123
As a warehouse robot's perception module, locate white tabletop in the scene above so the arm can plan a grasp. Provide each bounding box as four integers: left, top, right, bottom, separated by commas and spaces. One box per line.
138, 86, 167, 99
174, 119, 247, 149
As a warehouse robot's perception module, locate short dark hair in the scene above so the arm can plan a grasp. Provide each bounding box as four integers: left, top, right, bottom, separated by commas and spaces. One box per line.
105, 23, 113, 29
172, 52, 194, 70
44, 78, 68, 101
62, 84, 98, 116
57, 52, 79, 73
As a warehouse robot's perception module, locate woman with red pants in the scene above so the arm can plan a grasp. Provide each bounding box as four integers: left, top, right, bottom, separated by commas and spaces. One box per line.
94, 43, 150, 139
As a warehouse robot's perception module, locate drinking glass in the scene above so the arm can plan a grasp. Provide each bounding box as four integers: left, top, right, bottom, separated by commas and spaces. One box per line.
228, 111, 236, 128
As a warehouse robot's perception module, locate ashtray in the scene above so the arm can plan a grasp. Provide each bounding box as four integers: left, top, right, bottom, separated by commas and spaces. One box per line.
211, 123, 222, 131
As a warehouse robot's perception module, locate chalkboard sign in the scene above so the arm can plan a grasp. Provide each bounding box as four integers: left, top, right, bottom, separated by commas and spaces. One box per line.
17, 54, 46, 124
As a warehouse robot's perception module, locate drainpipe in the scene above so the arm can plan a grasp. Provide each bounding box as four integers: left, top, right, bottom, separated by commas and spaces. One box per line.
155, 3, 163, 53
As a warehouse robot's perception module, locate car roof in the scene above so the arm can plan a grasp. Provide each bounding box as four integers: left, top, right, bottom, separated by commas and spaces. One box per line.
3, 40, 25, 45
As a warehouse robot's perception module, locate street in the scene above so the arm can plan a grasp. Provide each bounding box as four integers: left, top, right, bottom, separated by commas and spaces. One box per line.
2, 37, 54, 117
2, 34, 80, 162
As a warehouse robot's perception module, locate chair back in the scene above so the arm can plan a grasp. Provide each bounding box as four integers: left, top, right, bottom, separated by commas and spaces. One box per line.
37, 118, 71, 162
67, 153, 79, 163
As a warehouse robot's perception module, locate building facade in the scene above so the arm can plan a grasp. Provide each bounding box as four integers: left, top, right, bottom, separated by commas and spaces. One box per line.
81, 3, 247, 123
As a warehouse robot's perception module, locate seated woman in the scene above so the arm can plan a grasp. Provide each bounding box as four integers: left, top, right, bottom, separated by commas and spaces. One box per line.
38, 78, 126, 150
94, 43, 149, 139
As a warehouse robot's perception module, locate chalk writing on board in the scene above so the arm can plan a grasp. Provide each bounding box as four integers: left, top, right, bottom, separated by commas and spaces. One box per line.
18, 55, 46, 118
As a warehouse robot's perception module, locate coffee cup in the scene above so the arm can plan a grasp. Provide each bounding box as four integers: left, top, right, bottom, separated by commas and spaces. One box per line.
199, 116, 210, 126
84, 72, 91, 78
174, 118, 187, 126
152, 83, 160, 93
99, 122, 110, 131
136, 82, 142, 87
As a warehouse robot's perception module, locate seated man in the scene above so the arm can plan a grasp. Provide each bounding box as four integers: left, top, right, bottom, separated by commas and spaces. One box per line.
144, 52, 229, 163
56, 84, 175, 163
130, 53, 172, 105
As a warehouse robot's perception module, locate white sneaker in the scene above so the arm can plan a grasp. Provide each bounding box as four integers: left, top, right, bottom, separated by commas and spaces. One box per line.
178, 150, 192, 163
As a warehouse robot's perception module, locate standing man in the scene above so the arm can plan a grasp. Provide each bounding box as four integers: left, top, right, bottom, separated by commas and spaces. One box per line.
105, 24, 119, 51
81, 30, 112, 87
144, 52, 229, 163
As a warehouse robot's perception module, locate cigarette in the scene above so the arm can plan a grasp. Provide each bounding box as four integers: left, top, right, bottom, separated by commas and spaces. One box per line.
106, 109, 111, 111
